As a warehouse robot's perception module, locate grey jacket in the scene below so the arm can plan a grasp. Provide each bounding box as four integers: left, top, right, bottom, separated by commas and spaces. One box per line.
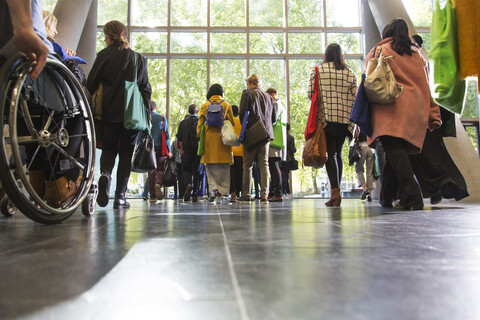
239, 87, 276, 147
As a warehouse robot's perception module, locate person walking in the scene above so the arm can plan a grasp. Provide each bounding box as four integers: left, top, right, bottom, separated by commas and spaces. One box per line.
149, 101, 172, 202
238, 74, 276, 203
197, 84, 235, 203
365, 18, 441, 210
229, 105, 243, 202
308, 43, 357, 207
177, 104, 200, 202
87, 20, 151, 209
354, 127, 375, 202
281, 123, 296, 198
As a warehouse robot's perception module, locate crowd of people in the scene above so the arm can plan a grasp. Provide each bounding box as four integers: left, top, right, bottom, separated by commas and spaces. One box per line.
1, 0, 469, 210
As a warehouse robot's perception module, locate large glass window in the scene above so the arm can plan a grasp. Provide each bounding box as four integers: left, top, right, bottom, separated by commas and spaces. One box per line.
325, 0, 359, 27
211, 33, 246, 54
132, 0, 168, 26
211, 0, 246, 27
287, 0, 323, 27
210, 59, 247, 105
249, 0, 284, 27
172, 0, 207, 26
250, 33, 285, 54
132, 32, 168, 53
98, 0, 128, 25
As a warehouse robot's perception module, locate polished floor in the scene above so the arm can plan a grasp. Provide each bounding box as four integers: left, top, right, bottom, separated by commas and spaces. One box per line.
1, 197, 480, 320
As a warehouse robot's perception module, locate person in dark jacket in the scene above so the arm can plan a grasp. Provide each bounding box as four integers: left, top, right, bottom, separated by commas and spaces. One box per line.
281, 123, 297, 197
238, 74, 276, 203
87, 20, 152, 209
177, 104, 200, 202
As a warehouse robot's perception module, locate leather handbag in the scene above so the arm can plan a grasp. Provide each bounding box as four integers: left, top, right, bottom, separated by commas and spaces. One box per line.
364, 46, 403, 104
302, 121, 328, 168
162, 157, 177, 187
239, 89, 269, 151
304, 67, 319, 141
124, 52, 149, 131
132, 130, 157, 173
220, 104, 241, 147
348, 138, 362, 166
349, 74, 372, 137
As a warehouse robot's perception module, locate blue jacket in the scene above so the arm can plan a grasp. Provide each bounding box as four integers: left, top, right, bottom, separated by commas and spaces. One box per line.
151, 112, 171, 153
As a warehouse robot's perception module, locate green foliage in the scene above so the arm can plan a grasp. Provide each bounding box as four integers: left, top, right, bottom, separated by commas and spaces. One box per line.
132, 33, 167, 53
98, 0, 128, 25
403, 0, 433, 27
171, 0, 207, 26
211, 33, 246, 54
210, 59, 246, 106
42, 0, 58, 12
132, 0, 168, 26
171, 33, 207, 53
211, 0, 245, 26
327, 33, 361, 54
288, 33, 324, 54
250, 33, 285, 54
249, 0, 284, 27
288, 0, 323, 27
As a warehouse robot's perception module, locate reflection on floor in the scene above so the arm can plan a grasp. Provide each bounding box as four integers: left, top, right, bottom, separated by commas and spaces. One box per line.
1, 198, 480, 320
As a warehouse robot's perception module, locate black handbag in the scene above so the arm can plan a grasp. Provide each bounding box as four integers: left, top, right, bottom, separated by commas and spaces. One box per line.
290, 159, 299, 171
163, 157, 177, 187
348, 139, 362, 166
132, 131, 157, 173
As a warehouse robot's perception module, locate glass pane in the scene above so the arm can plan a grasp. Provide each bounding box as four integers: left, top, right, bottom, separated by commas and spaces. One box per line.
345, 59, 362, 81
288, 33, 324, 54
131, 32, 167, 53
42, 0, 58, 12
210, 59, 247, 106
326, 0, 359, 27
96, 32, 107, 53
288, 59, 323, 195
249, 59, 286, 106
171, 33, 207, 53
170, 59, 207, 136
148, 58, 167, 117
172, 0, 207, 26
288, 0, 323, 27
98, 0, 128, 25
326, 33, 361, 54
250, 33, 285, 54
402, 0, 433, 27
211, 0, 245, 26
249, 0, 284, 27
417, 32, 430, 53
211, 33, 246, 53
132, 0, 168, 26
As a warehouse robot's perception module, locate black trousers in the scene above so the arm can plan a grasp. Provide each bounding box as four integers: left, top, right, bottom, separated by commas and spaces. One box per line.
182, 150, 201, 196
229, 155, 243, 195
268, 157, 282, 196
325, 131, 348, 189
100, 122, 138, 194
379, 135, 423, 206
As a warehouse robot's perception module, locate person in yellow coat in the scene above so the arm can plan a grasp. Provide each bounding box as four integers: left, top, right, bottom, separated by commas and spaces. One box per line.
197, 84, 235, 203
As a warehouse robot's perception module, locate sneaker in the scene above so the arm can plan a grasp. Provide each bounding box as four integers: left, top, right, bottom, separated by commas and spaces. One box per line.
237, 196, 252, 203
184, 184, 192, 202
208, 192, 215, 202
97, 172, 111, 207
269, 195, 283, 202
260, 196, 269, 203
360, 189, 369, 200
155, 184, 163, 200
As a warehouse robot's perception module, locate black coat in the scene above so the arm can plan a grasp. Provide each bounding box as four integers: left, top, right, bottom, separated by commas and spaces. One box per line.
87, 43, 151, 124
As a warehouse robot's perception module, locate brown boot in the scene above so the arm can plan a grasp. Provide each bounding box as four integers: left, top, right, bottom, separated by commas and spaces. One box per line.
325, 187, 341, 206
45, 176, 81, 208
28, 170, 46, 197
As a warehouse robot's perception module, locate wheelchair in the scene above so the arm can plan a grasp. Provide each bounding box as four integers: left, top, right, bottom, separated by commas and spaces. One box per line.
0, 53, 97, 224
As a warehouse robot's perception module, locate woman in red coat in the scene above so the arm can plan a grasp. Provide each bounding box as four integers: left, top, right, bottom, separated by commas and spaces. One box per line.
365, 18, 441, 210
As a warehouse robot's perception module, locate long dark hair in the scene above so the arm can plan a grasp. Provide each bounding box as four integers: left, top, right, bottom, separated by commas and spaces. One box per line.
323, 43, 347, 70
382, 18, 414, 56
206, 83, 224, 100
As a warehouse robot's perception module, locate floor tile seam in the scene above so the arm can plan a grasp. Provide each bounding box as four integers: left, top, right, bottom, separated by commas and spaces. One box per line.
217, 210, 250, 320
362, 231, 446, 252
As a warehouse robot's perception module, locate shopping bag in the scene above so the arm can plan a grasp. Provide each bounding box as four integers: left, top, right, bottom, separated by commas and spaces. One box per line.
302, 122, 328, 168
197, 124, 205, 156
270, 120, 286, 149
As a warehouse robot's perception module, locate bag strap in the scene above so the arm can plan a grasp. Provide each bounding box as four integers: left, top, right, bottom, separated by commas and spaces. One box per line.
133, 52, 139, 82
313, 66, 319, 95
246, 90, 250, 112
373, 46, 382, 58
223, 103, 229, 119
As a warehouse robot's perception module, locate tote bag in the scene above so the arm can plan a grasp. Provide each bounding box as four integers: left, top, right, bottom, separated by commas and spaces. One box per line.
349, 74, 372, 137
270, 107, 286, 149
197, 124, 205, 156
124, 52, 149, 131
304, 67, 319, 141
220, 104, 241, 147
302, 122, 328, 169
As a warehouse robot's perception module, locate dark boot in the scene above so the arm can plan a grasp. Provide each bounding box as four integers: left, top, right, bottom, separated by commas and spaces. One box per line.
97, 172, 111, 207
113, 192, 130, 209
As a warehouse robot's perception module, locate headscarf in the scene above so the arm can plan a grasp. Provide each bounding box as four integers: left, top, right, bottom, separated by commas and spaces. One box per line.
206, 83, 224, 100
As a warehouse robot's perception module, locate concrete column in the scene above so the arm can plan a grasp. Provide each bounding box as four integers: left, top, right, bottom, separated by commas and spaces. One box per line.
365, 0, 415, 37
53, 0, 94, 51
76, 0, 98, 75
361, 0, 381, 58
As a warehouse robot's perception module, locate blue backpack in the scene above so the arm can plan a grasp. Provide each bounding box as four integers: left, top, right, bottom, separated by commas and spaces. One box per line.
206, 99, 225, 127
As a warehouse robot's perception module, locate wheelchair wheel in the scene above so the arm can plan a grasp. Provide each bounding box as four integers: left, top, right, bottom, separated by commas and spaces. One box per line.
0, 195, 16, 217
0, 53, 95, 224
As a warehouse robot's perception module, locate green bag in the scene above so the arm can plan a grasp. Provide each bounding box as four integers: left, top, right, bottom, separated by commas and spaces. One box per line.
197, 124, 205, 156
429, 0, 466, 114
373, 153, 381, 180
270, 121, 286, 149
124, 52, 149, 131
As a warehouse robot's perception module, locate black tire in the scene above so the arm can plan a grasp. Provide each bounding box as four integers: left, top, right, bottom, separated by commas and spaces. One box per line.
0, 195, 16, 217
0, 53, 95, 224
